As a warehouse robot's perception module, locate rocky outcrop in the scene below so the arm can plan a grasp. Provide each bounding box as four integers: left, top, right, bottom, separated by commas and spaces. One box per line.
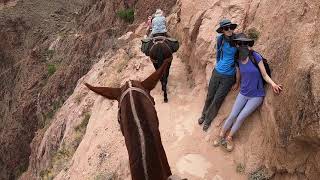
1, 0, 318, 179
0, 0, 133, 179
0, 1, 87, 178
170, 0, 320, 179
2, 0, 176, 180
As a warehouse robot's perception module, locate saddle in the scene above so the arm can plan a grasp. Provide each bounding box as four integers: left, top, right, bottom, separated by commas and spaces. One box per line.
141, 36, 179, 56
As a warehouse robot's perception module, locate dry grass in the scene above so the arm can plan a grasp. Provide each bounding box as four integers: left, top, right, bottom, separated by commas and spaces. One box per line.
247, 28, 260, 41
74, 94, 83, 105
40, 169, 54, 180
249, 167, 271, 180
236, 163, 245, 174
94, 172, 119, 180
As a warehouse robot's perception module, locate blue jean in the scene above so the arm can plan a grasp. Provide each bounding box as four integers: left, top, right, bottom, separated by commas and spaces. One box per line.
222, 93, 263, 136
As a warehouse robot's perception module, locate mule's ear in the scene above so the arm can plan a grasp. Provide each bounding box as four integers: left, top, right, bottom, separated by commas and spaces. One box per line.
141, 58, 171, 91
84, 83, 120, 101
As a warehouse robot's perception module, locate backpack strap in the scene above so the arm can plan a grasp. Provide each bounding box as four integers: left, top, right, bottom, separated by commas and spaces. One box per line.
217, 34, 239, 68
234, 50, 239, 67
249, 51, 271, 85
216, 35, 224, 62
249, 50, 260, 70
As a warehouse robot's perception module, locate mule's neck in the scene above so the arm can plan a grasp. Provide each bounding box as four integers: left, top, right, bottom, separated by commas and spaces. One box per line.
127, 80, 149, 180
120, 80, 171, 180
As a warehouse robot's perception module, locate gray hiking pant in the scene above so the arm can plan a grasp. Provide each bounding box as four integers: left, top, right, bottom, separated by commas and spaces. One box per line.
201, 70, 235, 125
222, 93, 263, 136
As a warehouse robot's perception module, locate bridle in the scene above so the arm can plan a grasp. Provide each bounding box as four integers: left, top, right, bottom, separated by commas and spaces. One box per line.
119, 81, 154, 109
117, 80, 155, 123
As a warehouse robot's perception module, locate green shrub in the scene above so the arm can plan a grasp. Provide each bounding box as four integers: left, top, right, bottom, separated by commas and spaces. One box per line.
54, 147, 71, 160
40, 169, 54, 180
75, 94, 82, 105
236, 163, 245, 174
47, 64, 56, 76
116, 8, 134, 23
247, 28, 260, 41
249, 167, 270, 180
52, 147, 71, 171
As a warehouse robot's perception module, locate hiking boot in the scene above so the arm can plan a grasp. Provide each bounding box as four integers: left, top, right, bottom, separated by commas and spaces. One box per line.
213, 136, 224, 147
198, 116, 205, 125
202, 123, 210, 132
221, 138, 234, 152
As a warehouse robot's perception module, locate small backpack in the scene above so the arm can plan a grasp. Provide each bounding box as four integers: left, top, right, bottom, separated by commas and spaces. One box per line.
249, 51, 271, 85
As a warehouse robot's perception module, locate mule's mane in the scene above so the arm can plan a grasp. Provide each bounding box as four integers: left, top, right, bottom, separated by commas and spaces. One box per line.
119, 81, 158, 180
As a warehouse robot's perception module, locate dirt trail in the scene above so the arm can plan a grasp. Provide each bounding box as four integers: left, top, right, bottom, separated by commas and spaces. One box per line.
151, 54, 246, 180
36, 35, 248, 180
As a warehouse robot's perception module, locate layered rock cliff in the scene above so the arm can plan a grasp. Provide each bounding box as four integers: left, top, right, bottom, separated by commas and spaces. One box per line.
1, 0, 319, 180
170, 0, 320, 179
0, 0, 175, 179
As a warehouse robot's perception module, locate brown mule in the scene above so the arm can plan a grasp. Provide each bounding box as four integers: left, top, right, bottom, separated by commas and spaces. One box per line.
149, 36, 173, 103
85, 60, 174, 180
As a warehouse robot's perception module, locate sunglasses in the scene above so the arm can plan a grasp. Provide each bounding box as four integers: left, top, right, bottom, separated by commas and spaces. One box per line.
236, 41, 249, 46
223, 25, 236, 31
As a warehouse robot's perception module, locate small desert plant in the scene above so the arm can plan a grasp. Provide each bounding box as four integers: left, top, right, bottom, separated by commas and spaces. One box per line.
58, 31, 68, 40
74, 94, 82, 105
116, 8, 134, 23
247, 28, 260, 41
52, 148, 70, 168
40, 169, 54, 180
249, 167, 270, 180
53, 147, 71, 161
236, 163, 245, 174
47, 64, 56, 76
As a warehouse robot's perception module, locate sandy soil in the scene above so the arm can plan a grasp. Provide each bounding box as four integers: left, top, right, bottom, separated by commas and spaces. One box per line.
153, 55, 246, 180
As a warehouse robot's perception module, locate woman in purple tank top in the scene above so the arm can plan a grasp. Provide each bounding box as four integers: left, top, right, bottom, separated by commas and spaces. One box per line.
213, 34, 283, 152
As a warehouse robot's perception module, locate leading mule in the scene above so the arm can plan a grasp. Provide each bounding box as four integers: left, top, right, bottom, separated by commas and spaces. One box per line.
149, 36, 174, 103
